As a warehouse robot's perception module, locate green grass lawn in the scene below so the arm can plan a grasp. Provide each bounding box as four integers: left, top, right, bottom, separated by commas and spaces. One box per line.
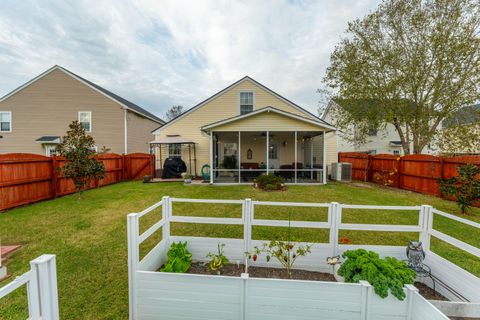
1, 181, 479, 319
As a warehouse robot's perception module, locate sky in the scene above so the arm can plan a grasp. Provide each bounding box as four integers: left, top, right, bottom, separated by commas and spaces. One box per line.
0, 0, 380, 119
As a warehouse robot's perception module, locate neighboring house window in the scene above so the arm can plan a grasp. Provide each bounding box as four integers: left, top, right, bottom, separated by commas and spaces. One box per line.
393, 150, 400, 155
0, 111, 12, 132
268, 144, 278, 159
367, 127, 377, 136
45, 146, 57, 156
168, 144, 182, 158
79, 111, 92, 132
239, 92, 254, 115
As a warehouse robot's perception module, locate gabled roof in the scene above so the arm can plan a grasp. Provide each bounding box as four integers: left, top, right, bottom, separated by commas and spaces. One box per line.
201, 106, 336, 132
443, 104, 480, 128
0, 65, 164, 124
152, 76, 322, 134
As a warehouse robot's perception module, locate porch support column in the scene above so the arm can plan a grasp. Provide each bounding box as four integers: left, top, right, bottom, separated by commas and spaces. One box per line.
323, 131, 327, 184
238, 131, 241, 184
294, 131, 297, 184
210, 132, 214, 184
266, 131, 269, 175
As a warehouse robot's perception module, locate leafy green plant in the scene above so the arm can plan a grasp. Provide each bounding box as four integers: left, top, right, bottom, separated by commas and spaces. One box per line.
56, 121, 106, 195
247, 240, 312, 279
338, 249, 416, 300
161, 242, 192, 273
439, 164, 480, 214
206, 243, 229, 275
255, 174, 285, 191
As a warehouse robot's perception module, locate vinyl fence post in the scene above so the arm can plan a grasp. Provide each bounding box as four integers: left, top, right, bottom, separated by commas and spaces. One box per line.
27, 262, 41, 319
162, 196, 171, 245
419, 205, 433, 253
30, 254, 59, 320
329, 202, 340, 256
244, 199, 253, 255
127, 213, 140, 320
359, 280, 372, 320
405, 284, 419, 320
240, 273, 249, 320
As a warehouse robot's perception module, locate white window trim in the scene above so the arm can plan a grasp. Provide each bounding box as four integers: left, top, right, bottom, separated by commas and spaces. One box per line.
238, 91, 255, 115
0, 111, 12, 133
167, 143, 182, 158
45, 145, 57, 157
78, 111, 92, 132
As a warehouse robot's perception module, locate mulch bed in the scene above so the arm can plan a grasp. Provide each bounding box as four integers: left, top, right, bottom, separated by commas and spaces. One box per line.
187, 262, 336, 281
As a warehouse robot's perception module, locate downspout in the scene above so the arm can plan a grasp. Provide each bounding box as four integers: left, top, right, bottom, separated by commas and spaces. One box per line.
124, 108, 128, 154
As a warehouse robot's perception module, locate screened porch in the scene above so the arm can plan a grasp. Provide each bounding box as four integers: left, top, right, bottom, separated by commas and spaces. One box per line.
210, 131, 327, 184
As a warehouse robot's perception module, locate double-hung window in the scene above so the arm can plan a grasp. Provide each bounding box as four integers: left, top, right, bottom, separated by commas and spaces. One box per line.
168, 144, 182, 159
239, 92, 254, 115
0, 111, 12, 132
79, 111, 92, 132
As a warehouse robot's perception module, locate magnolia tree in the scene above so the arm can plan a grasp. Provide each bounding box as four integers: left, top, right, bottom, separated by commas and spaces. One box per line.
323, 0, 480, 154
56, 121, 106, 195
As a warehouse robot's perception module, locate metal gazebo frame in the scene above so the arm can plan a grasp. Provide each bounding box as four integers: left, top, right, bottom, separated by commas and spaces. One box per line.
149, 139, 197, 178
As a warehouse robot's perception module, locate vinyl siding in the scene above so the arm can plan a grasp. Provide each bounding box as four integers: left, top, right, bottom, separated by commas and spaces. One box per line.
126, 110, 160, 153
213, 112, 324, 132
155, 79, 331, 174
0, 69, 125, 154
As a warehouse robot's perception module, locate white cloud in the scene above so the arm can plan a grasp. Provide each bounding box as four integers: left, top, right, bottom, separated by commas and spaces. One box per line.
0, 0, 379, 118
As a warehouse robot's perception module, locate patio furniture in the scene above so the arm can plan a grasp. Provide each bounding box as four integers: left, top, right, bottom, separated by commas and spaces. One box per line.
277, 164, 294, 182
241, 162, 261, 182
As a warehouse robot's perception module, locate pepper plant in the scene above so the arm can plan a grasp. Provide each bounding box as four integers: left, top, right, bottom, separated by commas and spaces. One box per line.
206, 243, 229, 275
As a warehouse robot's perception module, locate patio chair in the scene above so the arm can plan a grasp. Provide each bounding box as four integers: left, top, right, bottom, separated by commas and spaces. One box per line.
278, 164, 294, 182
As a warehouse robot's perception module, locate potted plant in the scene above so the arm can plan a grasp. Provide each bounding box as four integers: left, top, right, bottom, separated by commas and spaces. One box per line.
182, 173, 192, 184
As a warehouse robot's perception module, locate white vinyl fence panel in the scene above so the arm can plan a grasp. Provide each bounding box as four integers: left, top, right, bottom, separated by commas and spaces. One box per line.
127, 196, 480, 320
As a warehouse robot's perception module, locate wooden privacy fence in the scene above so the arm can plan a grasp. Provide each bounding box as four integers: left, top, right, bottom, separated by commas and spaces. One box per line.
338, 152, 480, 197
0, 152, 153, 211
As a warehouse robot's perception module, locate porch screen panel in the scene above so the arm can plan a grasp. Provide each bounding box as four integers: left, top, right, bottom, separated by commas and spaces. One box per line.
213, 132, 239, 183
239, 132, 266, 183
268, 131, 296, 183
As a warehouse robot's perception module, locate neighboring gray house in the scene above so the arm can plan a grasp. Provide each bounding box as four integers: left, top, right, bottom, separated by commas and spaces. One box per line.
0, 66, 164, 155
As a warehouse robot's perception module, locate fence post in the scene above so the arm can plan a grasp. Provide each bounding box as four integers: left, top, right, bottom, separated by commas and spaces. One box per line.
419, 205, 433, 253
162, 196, 171, 245
329, 202, 340, 256
51, 157, 58, 199
244, 199, 252, 256
359, 280, 372, 320
405, 284, 419, 320
127, 213, 139, 320
30, 254, 59, 320
240, 273, 249, 320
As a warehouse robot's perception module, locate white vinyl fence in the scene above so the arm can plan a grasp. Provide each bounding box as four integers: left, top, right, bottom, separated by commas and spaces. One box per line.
0, 254, 59, 320
128, 197, 480, 320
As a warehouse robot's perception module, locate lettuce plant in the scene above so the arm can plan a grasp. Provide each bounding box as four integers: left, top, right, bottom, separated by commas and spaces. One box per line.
161, 242, 192, 273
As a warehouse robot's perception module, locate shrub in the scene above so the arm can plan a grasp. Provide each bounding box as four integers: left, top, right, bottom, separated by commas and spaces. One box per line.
161, 242, 192, 273
338, 249, 416, 300
56, 121, 106, 195
206, 243, 229, 275
439, 164, 480, 214
247, 240, 312, 279
255, 174, 284, 191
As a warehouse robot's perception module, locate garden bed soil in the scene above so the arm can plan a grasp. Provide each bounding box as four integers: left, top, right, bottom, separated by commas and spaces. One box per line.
414, 282, 448, 301
186, 262, 336, 281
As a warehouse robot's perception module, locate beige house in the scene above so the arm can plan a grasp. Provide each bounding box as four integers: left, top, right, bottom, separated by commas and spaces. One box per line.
151, 76, 337, 184
0, 66, 164, 155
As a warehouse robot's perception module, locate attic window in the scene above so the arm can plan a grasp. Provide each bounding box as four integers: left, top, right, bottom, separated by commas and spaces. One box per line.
239, 92, 254, 115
